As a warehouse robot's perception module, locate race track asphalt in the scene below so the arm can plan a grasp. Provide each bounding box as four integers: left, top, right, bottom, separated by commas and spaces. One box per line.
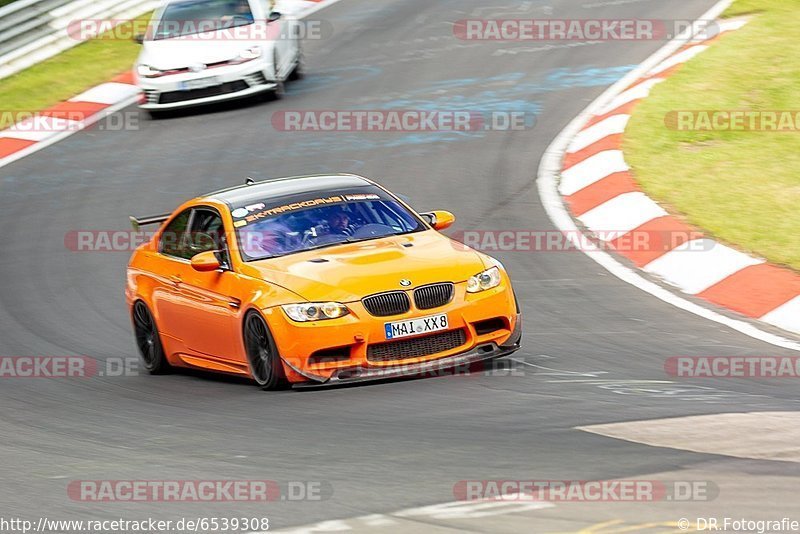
1, 0, 799, 530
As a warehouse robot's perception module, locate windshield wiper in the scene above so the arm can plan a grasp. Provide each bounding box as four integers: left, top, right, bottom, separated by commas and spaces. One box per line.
344, 235, 393, 245
256, 239, 351, 260
249, 232, 417, 262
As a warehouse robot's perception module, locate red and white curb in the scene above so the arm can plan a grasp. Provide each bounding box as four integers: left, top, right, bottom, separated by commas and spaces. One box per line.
560, 16, 800, 337
0, 72, 140, 168
538, 0, 800, 350
0, 0, 338, 170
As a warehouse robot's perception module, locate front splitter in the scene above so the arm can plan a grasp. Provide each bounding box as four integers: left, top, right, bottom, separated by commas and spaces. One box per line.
289, 321, 522, 389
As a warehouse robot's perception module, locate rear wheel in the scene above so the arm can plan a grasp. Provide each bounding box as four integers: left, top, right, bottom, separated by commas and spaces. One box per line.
133, 301, 170, 374
244, 312, 287, 390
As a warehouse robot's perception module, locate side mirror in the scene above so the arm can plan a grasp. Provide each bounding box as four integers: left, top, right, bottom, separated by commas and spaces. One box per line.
422, 210, 456, 231
191, 251, 222, 272
268, 11, 282, 22
133, 33, 144, 44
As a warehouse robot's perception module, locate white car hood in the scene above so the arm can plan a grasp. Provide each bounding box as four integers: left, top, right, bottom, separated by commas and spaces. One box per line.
138, 34, 267, 70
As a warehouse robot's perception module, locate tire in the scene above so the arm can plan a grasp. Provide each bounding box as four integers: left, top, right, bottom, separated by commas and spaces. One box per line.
244, 311, 287, 390
132, 301, 171, 374
272, 78, 286, 100
268, 50, 286, 100
288, 50, 305, 81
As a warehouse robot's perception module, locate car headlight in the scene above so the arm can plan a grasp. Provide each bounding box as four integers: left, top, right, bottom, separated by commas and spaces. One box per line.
466, 266, 502, 293
282, 302, 349, 322
136, 64, 164, 78
229, 46, 262, 64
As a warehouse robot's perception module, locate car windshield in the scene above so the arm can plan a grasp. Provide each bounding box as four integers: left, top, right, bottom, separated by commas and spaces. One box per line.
154, 0, 254, 40
232, 192, 425, 261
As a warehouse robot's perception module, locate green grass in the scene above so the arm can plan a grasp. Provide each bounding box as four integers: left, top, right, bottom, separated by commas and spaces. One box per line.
0, 0, 18, 7
0, 13, 151, 128
624, 0, 800, 271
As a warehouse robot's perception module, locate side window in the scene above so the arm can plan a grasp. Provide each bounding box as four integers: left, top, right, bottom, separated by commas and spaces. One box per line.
160, 209, 193, 260
188, 209, 225, 255
189, 208, 232, 269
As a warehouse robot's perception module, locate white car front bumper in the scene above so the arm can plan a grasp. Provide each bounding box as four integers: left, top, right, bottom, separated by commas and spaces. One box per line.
137, 61, 276, 110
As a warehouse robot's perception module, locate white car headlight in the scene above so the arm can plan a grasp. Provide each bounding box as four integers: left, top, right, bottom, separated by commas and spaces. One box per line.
230, 46, 263, 64
136, 64, 163, 78
466, 266, 502, 293
240, 46, 262, 60
282, 302, 349, 322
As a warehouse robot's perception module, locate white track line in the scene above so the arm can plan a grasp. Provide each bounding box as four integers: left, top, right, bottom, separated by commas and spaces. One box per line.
270, 499, 554, 533
559, 150, 628, 195
567, 114, 630, 153
761, 296, 800, 332
644, 239, 764, 295
69, 82, 140, 104
0, 115, 83, 142
536, 0, 800, 351
578, 192, 667, 242
0, 94, 140, 169
647, 45, 708, 76
596, 77, 663, 116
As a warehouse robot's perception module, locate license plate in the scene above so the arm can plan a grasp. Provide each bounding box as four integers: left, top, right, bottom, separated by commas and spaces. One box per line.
385, 313, 448, 340
179, 77, 220, 91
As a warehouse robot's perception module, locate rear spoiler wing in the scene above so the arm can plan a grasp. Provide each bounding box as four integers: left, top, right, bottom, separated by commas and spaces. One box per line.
129, 213, 170, 231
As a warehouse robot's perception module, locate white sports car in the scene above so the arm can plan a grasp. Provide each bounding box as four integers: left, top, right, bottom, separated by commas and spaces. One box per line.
134, 0, 303, 112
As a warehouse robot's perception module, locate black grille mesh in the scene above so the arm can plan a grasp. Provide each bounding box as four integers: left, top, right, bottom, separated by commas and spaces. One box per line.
159, 80, 249, 104
362, 291, 411, 317
413, 283, 455, 310
367, 329, 467, 362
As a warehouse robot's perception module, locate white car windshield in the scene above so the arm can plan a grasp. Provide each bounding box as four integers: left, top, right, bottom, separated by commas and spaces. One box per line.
154, 0, 255, 40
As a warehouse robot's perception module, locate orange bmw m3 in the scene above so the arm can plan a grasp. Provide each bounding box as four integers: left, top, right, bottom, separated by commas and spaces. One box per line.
126, 174, 521, 389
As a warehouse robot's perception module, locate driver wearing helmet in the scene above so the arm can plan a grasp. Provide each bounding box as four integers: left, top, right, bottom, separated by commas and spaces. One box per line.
326, 209, 353, 237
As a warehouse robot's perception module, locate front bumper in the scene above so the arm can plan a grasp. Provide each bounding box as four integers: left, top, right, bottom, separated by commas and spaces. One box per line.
289, 319, 521, 388
137, 62, 276, 110
266, 279, 521, 386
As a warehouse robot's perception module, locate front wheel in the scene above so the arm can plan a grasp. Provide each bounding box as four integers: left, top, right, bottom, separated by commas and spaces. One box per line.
271, 78, 286, 100
289, 51, 305, 81
268, 50, 286, 100
244, 312, 287, 390
133, 301, 171, 374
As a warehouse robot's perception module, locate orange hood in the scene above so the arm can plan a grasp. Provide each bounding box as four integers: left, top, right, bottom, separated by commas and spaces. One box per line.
246, 230, 487, 302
